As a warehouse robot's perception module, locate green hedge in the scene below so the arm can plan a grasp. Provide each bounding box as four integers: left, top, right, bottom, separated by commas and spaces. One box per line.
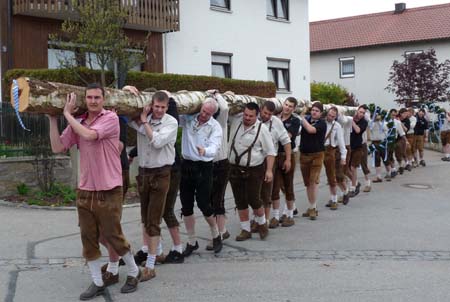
4, 68, 276, 99
310, 81, 349, 105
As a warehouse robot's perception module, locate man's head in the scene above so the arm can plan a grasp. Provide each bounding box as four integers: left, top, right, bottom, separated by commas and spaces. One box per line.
354, 105, 367, 121
282, 97, 297, 116
389, 108, 398, 119
398, 108, 408, 120
85, 83, 105, 114
310, 101, 323, 120
243, 102, 259, 127
260, 101, 276, 123
418, 108, 426, 118
151, 91, 169, 119
198, 98, 218, 124
326, 106, 338, 123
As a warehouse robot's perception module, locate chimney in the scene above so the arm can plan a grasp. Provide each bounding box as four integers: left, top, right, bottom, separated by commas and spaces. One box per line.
394, 3, 406, 14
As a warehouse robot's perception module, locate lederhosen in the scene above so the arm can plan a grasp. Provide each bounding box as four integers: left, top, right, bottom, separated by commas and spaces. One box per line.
229, 122, 265, 210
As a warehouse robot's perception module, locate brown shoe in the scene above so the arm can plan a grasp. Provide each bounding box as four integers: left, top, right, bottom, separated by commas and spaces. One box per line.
250, 220, 259, 233
330, 202, 338, 210
281, 217, 295, 227
102, 271, 119, 287
279, 214, 287, 223
269, 217, 279, 229
235, 230, 252, 241
308, 208, 318, 220
222, 230, 230, 240
205, 241, 214, 251
79, 282, 105, 300
140, 267, 156, 282
325, 200, 332, 207
120, 269, 141, 293
337, 195, 344, 203
258, 223, 269, 240
372, 177, 382, 183
156, 253, 165, 264
302, 208, 318, 218
363, 185, 371, 192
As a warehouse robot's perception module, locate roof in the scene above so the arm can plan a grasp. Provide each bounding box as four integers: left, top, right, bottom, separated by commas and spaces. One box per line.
310, 3, 450, 52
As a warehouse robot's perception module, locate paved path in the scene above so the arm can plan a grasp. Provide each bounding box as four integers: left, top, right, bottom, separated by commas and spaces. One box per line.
1, 151, 450, 302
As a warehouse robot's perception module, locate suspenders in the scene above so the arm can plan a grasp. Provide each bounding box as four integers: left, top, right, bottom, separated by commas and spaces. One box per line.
230, 122, 263, 167
325, 121, 335, 146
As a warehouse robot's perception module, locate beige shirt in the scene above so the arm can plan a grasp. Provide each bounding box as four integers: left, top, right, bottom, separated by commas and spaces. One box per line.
369, 120, 388, 141
394, 119, 405, 137
228, 119, 276, 167
129, 113, 178, 168
338, 115, 352, 146
261, 116, 291, 155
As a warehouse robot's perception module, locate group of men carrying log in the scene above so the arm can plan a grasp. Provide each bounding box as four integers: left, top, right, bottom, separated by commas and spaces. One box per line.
46, 83, 450, 300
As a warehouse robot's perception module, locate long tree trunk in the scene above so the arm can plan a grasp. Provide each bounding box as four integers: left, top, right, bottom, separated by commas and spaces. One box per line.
11, 77, 357, 118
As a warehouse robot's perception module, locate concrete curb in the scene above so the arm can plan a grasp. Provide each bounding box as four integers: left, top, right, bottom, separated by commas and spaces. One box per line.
0, 199, 140, 211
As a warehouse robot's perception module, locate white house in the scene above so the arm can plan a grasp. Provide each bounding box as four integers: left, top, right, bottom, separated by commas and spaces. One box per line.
310, 3, 450, 109
164, 0, 310, 101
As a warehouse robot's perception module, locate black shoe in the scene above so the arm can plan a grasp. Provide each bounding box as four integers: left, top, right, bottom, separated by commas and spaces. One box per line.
164, 250, 184, 264
343, 193, 350, 205
293, 208, 299, 216
79, 282, 105, 300
212, 235, 223, 254
420, 160, 426, 167
182, 241, 199, 257
406, 164, 412, 171
354, 182, 361, 195
399, 167, 404, 174
391, 171, 397, 178
134, 250, 148, 267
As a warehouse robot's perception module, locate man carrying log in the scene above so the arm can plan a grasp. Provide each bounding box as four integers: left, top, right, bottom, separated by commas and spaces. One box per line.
47, 83, 141, 300
299, 101, 327, 220
179, 98, 224, 256
229, 102, 276, 241
128, 90, 179, 281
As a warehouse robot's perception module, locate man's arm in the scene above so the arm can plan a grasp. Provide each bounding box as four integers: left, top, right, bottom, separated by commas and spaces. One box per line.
301, 117, 318, 134
47, 115, 66, 153
282, 143, 292, 173
63, 93, 98, 141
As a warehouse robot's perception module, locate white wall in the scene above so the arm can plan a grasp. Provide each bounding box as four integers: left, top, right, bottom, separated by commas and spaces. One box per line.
164, 0, 310, 101
311, 41, 450, 109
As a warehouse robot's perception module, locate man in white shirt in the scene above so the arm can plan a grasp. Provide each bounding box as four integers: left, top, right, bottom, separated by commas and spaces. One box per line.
406, 108, 417, 168
179, 99, 223, 256
440, 110, 450, 161
394, 108, 408, 174
128, 91, 178, 281
368, 113, 390, 182
323, 106, 347, 210
256, 101, 291, 230
229, 102, 276, 241
337, 113, 353, 203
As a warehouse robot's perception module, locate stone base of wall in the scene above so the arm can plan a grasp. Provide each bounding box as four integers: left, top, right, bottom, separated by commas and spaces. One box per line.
0, 156, 73, 197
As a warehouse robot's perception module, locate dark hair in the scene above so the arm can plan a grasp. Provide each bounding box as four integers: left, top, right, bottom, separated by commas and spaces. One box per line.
419, 108, 426, 114
358, 104, 368, 111
86, 83, 105, 97
311, 101, 323, 112
285, 97, 298, 107
328, 106, 338, 114
245, 102, 260, 115
398, 108, 408, 115
389, 108, 398, 115
152, 91, 169, 103
262, 101, 276, 112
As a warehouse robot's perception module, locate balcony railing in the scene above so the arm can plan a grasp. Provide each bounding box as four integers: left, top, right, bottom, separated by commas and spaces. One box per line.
12, 0, 179, 32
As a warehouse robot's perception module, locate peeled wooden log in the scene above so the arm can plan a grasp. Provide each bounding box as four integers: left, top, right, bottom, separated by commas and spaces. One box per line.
11, 77, 356, 117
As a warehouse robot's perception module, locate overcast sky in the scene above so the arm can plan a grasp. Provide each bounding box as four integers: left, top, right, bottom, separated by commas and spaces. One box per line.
309, 0, 450, 21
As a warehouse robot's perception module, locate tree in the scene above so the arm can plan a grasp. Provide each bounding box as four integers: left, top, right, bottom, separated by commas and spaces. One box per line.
50, 0, 145, 87
310, 81, 357, 106
386, 48, 450, 105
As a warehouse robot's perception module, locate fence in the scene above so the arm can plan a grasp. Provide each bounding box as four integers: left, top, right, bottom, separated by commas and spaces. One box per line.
0, 102, 66, 158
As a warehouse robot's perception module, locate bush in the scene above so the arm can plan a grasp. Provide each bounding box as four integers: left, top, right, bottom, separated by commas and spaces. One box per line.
4, 68, 276, 99
311, 81, 353, 105
17, 183, 30, 196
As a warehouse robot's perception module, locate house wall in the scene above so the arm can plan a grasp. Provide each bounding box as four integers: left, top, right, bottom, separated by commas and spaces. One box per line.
164, 0, 311, 101
8, 15, 163, 72
311, 40, 450, 109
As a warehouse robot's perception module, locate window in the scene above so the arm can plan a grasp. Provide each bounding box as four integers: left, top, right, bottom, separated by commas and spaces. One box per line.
405, 50, 423, 57
267, 58, 290, 92
267, 0, 289, 20
210, 0, 230, 10
48, 48, 77, 69
339, 57, 355, 78
211, 52, 232, 78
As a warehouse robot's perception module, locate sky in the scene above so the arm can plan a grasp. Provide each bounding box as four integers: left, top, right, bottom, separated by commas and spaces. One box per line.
309, 0, 450, 21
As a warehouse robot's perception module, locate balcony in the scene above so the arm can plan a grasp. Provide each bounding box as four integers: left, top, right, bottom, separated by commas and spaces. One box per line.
12, 0, 179, 32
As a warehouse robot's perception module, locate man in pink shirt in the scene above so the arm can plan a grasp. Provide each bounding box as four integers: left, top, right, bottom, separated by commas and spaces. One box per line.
47, 83, 141, 300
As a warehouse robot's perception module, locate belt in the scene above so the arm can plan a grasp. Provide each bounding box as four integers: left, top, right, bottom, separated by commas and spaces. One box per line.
139, 165, 171, 173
